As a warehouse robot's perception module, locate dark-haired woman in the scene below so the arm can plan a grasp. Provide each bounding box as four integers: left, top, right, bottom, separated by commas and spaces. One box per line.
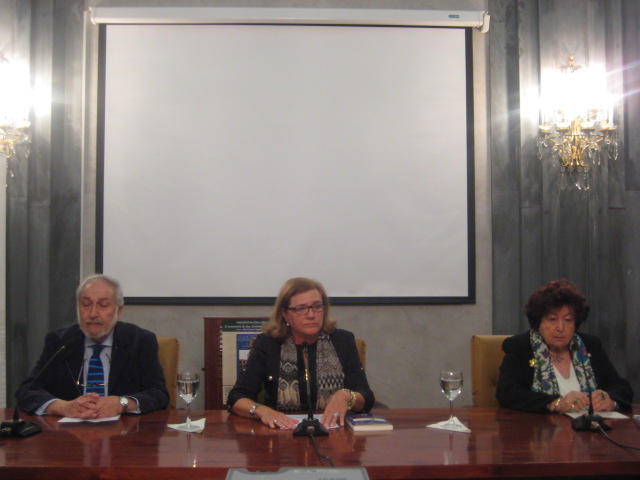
496, 279, 632, 414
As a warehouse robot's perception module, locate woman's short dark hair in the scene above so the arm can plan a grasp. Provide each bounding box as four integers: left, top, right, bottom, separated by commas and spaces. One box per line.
525, 278, 590, 330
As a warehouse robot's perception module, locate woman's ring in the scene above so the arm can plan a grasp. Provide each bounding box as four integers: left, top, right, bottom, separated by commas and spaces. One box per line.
571, 401, 577, 410
332, 412, 340, 418
273, 419, 277, 424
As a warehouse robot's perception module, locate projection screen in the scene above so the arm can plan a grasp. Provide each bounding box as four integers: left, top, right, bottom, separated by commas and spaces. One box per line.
95, 9, 476, 304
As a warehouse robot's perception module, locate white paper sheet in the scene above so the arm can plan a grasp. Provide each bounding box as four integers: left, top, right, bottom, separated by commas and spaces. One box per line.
58, 415, 120, 423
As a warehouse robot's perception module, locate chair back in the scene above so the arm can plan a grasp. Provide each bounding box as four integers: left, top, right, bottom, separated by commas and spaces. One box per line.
355, 338, 366, 369
157, 336, 180, 409
470, 334, 510, 407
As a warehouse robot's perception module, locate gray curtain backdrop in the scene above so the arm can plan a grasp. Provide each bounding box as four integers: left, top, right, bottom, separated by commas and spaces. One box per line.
2, 0, 639, 408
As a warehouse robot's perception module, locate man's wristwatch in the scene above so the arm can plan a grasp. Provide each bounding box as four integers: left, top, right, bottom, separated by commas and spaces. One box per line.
119, 396, 129, 413
249, 403, 261, 416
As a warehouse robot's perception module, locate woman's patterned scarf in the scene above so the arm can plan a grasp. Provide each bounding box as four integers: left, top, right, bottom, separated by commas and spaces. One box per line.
277, 333, 344, 411
529, 329, 596, 395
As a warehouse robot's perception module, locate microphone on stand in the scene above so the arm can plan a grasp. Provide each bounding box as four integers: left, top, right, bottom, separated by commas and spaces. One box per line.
293, 343, 328, 437
1, 343, 69, 438
571, 343, 611, 432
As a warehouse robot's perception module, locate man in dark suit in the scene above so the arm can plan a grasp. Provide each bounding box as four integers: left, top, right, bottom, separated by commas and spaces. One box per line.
16, 274, 169, 418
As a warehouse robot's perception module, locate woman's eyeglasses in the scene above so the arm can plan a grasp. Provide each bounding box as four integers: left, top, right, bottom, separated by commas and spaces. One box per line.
287, 302, 324, 316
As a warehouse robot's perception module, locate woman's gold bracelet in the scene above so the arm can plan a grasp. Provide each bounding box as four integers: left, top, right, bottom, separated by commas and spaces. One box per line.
342, 389, 357, 410
553, 396, 562, 412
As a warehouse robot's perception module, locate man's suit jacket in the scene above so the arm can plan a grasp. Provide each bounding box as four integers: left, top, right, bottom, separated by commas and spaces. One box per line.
16, 322, 169, 414
496, 331, 633, 413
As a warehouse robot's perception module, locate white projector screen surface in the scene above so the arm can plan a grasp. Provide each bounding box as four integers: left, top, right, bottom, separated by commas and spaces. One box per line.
99, 22, 474, 303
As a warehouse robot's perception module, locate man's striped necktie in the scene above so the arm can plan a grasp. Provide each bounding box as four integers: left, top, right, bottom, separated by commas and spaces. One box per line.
87, 344, 106, 396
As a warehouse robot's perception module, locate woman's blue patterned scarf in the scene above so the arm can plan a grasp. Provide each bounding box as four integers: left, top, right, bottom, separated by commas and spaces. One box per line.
529, 329, 596, 395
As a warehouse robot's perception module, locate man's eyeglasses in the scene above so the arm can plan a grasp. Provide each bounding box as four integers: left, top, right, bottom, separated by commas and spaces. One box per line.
287, 302, 324, 316
75, 356, 110, 388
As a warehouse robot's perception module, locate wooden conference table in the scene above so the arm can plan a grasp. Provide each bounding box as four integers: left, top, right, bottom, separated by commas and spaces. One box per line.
1, 406, 639, 480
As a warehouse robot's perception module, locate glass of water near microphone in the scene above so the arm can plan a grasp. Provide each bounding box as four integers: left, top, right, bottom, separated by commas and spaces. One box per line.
177, 371, 200, 432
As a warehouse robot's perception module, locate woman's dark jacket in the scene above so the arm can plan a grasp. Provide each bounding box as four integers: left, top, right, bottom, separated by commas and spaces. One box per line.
227, 329, 374, 412
496, 331, 633, 413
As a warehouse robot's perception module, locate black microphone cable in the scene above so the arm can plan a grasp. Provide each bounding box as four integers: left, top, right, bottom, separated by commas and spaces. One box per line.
571, 342, 640, 448
571, 342, 610, 432
593, 423, 640, 451
309, 431, 336, 467
294, 344, 335, 467
293, 344, 328, 437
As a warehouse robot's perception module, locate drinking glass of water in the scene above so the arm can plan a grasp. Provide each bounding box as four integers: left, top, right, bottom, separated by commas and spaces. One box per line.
440, 370, 463, 428
177, 371, 200, 431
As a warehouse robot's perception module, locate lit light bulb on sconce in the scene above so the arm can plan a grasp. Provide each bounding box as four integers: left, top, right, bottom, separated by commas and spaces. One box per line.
0, 54, 32, 162
537, 55, 618, 191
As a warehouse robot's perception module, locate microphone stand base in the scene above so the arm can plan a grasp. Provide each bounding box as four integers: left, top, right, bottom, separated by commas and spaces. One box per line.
293, 418, 329, 437
0, 419, 42, 438
571, 414, 611, 432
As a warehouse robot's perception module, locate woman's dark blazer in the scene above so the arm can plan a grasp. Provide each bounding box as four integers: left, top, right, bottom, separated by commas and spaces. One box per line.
496, 331, 633, 413
227, 328, 374, 412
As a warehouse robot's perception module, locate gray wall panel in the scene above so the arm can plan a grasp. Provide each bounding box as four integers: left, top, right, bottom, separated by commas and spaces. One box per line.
490, 0, 639, 398
3, 0, 493, 410
621, 0, 640, 394
4, 0, 638, 407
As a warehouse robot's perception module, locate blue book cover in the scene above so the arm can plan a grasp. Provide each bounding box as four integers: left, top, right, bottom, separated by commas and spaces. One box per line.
346, 414, 393, 431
